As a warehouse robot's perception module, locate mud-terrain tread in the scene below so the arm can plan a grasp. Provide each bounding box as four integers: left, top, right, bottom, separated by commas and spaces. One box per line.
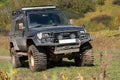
11, 48, 22, 68
75, 42, 94, 66
75, 49, 94, 66
28, 45, 47, 72
81, 49, 94, 66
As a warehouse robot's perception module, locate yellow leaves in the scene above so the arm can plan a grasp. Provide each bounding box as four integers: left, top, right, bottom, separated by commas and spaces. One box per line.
43, 74, 48, 80
61, 72, 69, 80
0, 69, 10, 80
77, 73, 83, 80
13, 69, 17, 74
102, 30, 120, 37
0, 68, 17, 80
114, 15, 120, 29
0, 35, 9, 50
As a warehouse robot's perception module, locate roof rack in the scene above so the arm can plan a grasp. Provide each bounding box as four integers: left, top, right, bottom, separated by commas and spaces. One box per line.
21, 5, 56, 11
12, 5, 56, 18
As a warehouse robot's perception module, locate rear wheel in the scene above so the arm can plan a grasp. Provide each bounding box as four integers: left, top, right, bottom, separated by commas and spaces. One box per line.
10, 48, 22, 68
28, 45, 47, 72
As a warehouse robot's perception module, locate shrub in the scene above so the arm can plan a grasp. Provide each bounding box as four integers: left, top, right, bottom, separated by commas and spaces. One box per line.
97, 0, 105, 5
90, 15, 112, 26
86, 22, 106, 31
113, 0, 120, 5
114, 15, 120, 29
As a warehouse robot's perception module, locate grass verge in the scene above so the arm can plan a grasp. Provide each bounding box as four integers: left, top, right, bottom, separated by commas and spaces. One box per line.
0, 49, 119, 80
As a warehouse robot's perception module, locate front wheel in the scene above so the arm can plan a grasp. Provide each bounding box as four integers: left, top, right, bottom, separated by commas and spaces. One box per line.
28, 45, 47, 72
74, 49, 94, 66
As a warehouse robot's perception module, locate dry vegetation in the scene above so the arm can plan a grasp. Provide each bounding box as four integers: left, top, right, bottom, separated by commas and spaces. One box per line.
91, 30, 120, 49
0, 35, 9, 50
74, 0, 120, 31
0, 69, 10, 80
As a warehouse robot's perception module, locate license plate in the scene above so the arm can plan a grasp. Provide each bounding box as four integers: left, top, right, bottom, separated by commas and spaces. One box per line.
59, 39, 76, 44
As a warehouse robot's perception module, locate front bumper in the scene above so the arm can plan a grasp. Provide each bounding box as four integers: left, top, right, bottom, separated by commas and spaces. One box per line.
54, 43, 80, 54
34, 38, 81, 46
31, 33, 92, 54
31, 32, 92, 47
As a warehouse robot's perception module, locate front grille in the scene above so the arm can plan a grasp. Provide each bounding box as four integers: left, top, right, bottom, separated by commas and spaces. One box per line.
41, 31, 80, 43
54, 32, 78, 39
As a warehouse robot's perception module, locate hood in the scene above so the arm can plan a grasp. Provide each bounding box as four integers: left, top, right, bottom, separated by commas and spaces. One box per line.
27, 25, 84, 36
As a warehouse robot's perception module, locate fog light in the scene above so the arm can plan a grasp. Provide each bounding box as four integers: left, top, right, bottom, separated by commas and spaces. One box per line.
58, 35, 63, 40
42, 33, 49, 38
70, 34, 76, 39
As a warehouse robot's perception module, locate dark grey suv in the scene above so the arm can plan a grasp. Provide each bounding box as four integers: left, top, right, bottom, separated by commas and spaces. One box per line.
10, 6, 94, 72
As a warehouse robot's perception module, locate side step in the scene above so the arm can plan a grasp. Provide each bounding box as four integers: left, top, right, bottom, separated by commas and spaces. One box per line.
17, 52, 28, 56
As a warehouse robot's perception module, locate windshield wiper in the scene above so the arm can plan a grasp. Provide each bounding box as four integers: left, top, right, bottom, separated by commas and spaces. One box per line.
30, 23, 59, 28
51, 23, 58, 26
32, 24, 43, 28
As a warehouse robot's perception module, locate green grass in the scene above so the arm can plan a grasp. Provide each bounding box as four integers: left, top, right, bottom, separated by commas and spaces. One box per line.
14, 62, 100, 80
106, 58, 120, 80
98, 30, 120, 37
0, 60, 11, 71
0, 49, 120, 80
0, 0, 7, 7
0, 49, 10, 56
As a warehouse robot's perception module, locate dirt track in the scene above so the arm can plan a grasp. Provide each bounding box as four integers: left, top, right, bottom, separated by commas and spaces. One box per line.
0, 56, 10, 60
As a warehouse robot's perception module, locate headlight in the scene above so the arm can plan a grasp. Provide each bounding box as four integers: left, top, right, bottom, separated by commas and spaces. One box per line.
80, 31, 85, 33
37, 33, 42, 39
57, 35, 63, 40
84, 29, 86, 32
70, 33, 76, 39
37, 33, 50, 39
42, 33, 49, 38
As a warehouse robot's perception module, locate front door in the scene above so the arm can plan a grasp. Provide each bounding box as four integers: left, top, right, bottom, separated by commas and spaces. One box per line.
14, 18, 26, 51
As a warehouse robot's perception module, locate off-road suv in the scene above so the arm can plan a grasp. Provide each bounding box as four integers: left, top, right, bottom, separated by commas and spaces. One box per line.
10, 6, 94, 72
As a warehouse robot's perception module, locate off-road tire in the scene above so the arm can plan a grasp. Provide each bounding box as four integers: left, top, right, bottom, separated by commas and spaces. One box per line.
10, 48, 22, 68
75, 49, 94, 66
28, 45, 47, 72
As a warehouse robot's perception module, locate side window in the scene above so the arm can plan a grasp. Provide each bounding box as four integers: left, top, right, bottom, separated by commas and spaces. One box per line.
16, 19, 25, 31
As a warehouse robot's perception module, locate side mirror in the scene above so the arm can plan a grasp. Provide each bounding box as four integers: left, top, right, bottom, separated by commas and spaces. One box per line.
18, 23, 24, 30
69, 19, 74, 25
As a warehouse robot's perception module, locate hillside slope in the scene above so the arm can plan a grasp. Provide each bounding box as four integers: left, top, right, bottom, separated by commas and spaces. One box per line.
74, 0, 120, 31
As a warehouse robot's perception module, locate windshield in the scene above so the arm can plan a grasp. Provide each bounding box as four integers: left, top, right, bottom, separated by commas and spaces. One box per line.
28, 11, 69, 28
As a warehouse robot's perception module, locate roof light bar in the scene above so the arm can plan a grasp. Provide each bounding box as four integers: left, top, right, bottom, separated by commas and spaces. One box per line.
21, 6, 56, 10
